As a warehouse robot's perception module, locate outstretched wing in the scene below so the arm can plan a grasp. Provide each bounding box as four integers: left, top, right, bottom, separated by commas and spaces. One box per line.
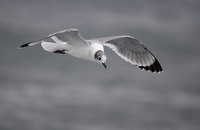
19, 28, 89, 49
94, 35, 163, 73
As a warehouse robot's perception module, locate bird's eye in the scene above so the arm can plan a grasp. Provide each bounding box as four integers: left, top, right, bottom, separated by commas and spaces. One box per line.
98, 56, 101, 60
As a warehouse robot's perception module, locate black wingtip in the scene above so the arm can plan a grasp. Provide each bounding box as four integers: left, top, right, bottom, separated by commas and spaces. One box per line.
138, 59, 163, 73
18, 42, 32, 49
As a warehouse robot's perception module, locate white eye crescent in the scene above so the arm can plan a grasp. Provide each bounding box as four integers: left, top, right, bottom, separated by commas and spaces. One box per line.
98, 56, 101, 60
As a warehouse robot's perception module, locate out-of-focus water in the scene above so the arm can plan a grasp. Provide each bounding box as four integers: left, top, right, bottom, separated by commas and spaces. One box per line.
0, 0, 200, 130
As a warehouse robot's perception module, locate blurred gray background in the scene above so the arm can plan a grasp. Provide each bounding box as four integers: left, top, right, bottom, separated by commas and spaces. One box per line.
0, 0, 200, 130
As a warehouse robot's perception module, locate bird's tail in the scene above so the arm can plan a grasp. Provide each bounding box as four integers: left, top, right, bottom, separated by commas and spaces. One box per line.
42, 41, 69, 54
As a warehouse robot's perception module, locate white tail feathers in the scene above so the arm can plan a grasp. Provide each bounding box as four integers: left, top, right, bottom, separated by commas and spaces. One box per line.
41, 41, 68, 53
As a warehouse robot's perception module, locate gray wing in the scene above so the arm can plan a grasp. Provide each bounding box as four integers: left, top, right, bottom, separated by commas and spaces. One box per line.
19, 28, 89, 49
95, 35, 163, 73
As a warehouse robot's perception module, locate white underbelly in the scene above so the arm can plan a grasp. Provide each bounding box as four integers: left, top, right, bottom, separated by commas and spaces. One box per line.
66, 42, 104, 61
67, 45, 91, 60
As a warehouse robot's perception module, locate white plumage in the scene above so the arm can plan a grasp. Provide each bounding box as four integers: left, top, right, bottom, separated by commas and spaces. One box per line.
19, 28, 162, 73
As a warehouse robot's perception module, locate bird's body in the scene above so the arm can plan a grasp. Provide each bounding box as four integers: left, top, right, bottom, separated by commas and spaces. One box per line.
19, 28, 163, 73
42, 39, 104, 62
68, 40, 104, 61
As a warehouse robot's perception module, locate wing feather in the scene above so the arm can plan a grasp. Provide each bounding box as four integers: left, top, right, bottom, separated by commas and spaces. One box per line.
94, 36, 163, 73
19, 28, 88, 49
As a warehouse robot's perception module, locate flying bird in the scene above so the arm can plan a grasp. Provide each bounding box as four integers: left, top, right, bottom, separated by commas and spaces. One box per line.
19, 28, 163, 73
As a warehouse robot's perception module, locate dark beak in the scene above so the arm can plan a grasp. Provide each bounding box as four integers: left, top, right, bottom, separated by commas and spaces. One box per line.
102, 63, 107, 69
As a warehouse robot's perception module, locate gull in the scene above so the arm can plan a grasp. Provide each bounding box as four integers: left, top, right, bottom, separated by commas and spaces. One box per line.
19, 28, 163, 73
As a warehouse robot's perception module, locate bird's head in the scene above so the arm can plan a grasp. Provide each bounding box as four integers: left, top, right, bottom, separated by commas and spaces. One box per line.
94, 50, 107, 69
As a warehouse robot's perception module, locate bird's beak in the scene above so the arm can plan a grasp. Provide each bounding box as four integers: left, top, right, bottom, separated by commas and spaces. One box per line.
102, 63, 107, 69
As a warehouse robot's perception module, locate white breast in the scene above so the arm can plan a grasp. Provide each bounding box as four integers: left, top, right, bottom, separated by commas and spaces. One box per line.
67, 41, 104, 61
